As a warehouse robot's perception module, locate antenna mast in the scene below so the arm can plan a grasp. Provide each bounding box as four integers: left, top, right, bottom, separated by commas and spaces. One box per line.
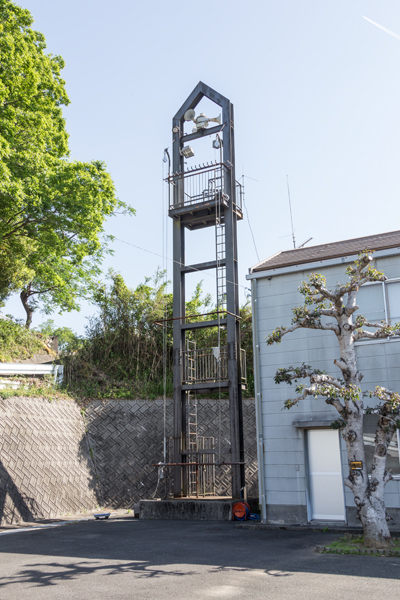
286, 175, 296, 249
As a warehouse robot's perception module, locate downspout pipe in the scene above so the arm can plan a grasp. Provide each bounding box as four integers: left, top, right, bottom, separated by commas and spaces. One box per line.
251, 278, 267, 524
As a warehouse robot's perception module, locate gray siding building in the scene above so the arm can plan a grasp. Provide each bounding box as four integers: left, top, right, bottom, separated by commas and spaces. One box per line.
247, 231, 400, 527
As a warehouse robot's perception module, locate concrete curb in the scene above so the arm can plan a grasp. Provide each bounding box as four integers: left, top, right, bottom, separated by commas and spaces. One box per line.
316, 544, 400, 557
0, 520, 80, 536
235, 522, 400, 534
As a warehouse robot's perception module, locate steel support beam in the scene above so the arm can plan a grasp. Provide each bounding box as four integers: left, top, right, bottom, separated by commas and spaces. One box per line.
181, 124, 223, 143
181, 259, 226, 274
172, 113, 186, 497
181, 319, 227, 331
182, 381, 229, 392
222, 100, 245, 500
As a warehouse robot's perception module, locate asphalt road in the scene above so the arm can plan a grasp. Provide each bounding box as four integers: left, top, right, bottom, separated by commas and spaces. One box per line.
0, 519, 399, 600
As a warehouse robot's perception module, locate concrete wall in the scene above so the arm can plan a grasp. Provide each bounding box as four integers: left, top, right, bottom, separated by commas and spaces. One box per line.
85, 398, 258, 506
0, 397, 258, 524
254, 253, 400, 525
0, 397, 98, 525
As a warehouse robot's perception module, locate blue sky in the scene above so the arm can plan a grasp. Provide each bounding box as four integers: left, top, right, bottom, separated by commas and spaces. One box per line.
5, 0, 400, 333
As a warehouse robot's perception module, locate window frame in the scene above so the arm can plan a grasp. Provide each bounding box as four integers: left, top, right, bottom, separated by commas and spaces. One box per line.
356, 284, 400, 479
385, 279, 400, 326
354, 278, 400, 345
363, 415, 400, 480
396, 430, 400, 480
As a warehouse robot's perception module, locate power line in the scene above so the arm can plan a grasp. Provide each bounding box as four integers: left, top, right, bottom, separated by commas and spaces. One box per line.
113, 236, 250, 293
240, 174, 260, 262
242, 196, 260, 263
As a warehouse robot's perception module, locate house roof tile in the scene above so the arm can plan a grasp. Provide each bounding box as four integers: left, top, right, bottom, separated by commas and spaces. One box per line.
250, 230, 400, 273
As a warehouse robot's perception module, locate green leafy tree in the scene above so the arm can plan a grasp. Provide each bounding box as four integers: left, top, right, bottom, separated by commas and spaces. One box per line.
35, 318, 82, 352
0, 317, 52, 361
0, 0, 135, 325
20, 253, 101, 329
266, 252, 400, 549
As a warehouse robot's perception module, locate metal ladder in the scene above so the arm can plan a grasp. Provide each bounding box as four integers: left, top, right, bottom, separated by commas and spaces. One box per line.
186, 340, 198, 496
215, 208, 226, 312
214, 167, 225, 466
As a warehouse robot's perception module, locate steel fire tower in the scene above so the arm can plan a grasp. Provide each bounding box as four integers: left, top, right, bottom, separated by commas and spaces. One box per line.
168, 82, 246, 499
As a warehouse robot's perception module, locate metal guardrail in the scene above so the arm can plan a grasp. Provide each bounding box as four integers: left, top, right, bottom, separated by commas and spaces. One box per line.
240, 348, 246, 385
167, 163, 243, 212
183, 347, 247, 385
0, 363, 63, 386
183, 347, 227, 384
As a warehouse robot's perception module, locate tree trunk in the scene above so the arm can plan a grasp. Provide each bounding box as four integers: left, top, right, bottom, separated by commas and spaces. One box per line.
20, 289, 34, 329
359, 495, 392, 548
338, 320, 393, 549
344, 418, 392, 548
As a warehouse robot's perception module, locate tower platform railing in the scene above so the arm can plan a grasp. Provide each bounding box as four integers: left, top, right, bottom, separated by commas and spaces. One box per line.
182, 346, 247, 386
167, 162, 243, 213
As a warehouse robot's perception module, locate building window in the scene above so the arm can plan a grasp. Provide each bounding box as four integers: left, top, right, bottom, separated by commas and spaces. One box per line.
356, 280, 400, 330
386, 281, 400, 326
363, 414, 400, 476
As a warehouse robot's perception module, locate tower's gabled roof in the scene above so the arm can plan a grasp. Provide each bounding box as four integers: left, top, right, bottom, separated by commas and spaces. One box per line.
173, 81, 229, 122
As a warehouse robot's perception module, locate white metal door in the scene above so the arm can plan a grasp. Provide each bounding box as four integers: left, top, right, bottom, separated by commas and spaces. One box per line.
308, 429, 345, 521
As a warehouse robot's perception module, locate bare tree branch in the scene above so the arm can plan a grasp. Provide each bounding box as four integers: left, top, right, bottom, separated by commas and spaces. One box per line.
354, 329, 399, 342
310, 374, 344, 389
317, 309, 338, 318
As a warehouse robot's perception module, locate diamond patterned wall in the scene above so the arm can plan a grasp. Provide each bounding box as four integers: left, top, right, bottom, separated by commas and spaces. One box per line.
86, 398, 258, 506
0, 397, 258, 524
0, 397, 98, 525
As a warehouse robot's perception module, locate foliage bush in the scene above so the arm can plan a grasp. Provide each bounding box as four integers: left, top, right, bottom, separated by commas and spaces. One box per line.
35, 319, 82, 352
62, 270, 254, 400
0, 318, 53, 362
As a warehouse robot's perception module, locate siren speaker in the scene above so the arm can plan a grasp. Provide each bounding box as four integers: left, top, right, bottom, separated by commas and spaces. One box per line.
209, 114, 221, 125
184, 109, 196, 122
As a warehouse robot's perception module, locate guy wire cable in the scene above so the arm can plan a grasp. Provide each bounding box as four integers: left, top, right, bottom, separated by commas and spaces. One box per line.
162, 149, 170, 471
113, 236, 250, 296
240, 173, 260, 262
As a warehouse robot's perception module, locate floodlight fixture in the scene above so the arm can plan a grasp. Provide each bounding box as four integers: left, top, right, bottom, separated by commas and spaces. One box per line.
181, 145, 194, 158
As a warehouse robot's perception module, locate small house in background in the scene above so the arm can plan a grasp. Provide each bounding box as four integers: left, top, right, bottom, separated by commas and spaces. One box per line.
0, 325, 62, 388
247, 231, 400, 527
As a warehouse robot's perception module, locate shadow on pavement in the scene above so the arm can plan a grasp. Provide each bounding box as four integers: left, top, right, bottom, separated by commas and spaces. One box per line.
0, 459, 39, 525
0, 519, 399, 590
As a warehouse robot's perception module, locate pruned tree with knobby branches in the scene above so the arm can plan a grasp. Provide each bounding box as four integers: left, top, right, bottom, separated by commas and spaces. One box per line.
266, 251, 400, 549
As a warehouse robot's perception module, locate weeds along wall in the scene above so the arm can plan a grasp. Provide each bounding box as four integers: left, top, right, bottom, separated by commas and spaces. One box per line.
0, 397, 258, 524
61, 271, 254, 401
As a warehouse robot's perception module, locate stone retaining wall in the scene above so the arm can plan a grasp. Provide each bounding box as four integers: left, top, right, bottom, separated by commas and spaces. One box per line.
0, 397, 258, 524
0, 397, 98, 525
85, 399, 258, 507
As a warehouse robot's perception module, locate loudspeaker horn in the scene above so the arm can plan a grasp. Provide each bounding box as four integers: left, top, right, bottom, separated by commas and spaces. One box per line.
209, 114, 221, 125
184, 109, 196, 122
